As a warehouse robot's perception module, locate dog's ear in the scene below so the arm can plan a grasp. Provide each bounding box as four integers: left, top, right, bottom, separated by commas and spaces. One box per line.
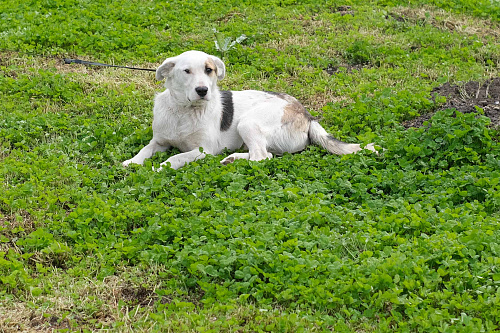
210, 55, 226, 81
156, 57, 177, 81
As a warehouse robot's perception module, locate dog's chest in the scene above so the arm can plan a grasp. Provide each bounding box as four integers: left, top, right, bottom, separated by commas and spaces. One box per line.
152, 111, 215, 152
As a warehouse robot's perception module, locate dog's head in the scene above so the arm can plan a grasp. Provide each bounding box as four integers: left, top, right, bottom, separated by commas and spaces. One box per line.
156, 50, 225, 105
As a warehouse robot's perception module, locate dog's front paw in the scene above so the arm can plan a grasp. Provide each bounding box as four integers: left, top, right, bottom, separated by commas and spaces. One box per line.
122, 159, 133, 167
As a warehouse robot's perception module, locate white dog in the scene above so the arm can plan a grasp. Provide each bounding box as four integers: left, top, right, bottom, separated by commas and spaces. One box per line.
123, 50, 377, 170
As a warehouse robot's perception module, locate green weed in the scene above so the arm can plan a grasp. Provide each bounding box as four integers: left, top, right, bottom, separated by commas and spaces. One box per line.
1, 0, 500, 331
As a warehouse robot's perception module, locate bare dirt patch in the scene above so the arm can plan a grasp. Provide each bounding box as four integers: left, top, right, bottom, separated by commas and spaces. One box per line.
28, 314, 73, 332
120, 285, 170, 307
332, 5, 355, 17
403, 78, 500, 128
324, 63, 368, 75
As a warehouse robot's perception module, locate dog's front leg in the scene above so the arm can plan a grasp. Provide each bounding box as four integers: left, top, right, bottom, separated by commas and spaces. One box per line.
123, 139, 170, 167
157, 149, 207, 170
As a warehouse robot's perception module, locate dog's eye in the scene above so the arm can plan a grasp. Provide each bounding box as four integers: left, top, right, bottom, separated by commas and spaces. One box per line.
184, 69, 191, 74
205, 67, 213, 74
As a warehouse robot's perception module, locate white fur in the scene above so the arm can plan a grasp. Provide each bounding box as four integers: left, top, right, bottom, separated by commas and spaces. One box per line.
123, 50, 377, 170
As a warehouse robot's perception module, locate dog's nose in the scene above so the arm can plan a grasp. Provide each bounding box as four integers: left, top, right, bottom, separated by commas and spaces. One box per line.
195, 86, 208, 97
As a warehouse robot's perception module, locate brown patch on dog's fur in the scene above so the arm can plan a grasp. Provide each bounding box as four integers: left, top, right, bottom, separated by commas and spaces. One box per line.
281, 97, 313, 132
205, 58, 216, 77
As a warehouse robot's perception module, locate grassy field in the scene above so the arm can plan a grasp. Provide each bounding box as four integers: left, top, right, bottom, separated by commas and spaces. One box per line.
1, 0, 500, 331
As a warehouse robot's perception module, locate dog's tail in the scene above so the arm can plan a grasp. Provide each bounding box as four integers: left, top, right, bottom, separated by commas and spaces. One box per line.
308, 121, 376, 155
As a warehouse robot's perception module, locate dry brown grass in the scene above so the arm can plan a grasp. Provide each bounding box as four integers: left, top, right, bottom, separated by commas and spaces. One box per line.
391, 5, 500, 39
262, 34, 339, 59
0, 210, 36, 253
305, 92, 353, 113
1, 52, 161, 95
0, 268, 165, 332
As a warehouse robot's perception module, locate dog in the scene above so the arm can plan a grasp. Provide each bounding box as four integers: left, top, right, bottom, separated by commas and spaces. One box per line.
122, 50, 377, 170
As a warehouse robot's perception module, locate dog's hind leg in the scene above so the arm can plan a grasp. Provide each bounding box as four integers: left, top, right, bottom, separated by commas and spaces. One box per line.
237, 121, 273, 161
220, 121, 273, 165
123, 140, 170, 167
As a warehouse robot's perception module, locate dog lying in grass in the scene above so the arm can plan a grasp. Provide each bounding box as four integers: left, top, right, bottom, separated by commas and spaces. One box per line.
123, 50, 377, 170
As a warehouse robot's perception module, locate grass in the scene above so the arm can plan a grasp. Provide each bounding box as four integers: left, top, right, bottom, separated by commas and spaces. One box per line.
1, 0, 500, 331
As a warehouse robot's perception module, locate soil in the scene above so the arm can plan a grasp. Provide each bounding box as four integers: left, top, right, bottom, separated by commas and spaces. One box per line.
333, 6, 355, 16
28, 313, 73, 331
120, 286, 164, 307
402, 78, 500, 128
324, 63, 366, 75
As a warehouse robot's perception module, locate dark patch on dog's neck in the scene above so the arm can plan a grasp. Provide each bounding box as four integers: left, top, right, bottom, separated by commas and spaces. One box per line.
220, 90, 234, 131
